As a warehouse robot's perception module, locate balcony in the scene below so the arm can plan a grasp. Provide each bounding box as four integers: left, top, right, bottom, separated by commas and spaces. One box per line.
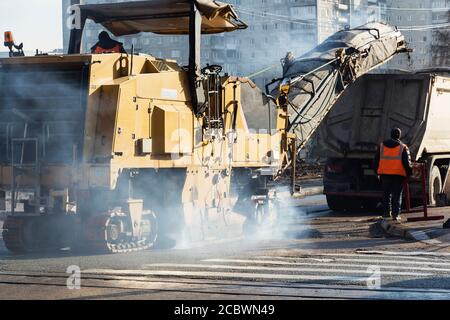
338, 3, 349, 11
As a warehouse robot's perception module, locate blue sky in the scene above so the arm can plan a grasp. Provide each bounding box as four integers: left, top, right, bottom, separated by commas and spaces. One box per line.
0, 0, 62, 52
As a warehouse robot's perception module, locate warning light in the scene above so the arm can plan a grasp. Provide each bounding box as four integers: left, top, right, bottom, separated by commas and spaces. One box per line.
4, 31, 14, 48
2, 31, 24, 57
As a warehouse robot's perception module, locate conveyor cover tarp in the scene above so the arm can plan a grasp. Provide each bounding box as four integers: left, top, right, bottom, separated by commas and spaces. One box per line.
281, 22, 407, 150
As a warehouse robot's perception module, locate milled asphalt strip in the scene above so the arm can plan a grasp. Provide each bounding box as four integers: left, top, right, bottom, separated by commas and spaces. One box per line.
354, 250, 450, 257
143, 263, 431, 277
83, 269, 368, 282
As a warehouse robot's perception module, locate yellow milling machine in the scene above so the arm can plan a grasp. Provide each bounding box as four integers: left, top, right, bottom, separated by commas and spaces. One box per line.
0, 0, 292, 253
0, 0, 407, 253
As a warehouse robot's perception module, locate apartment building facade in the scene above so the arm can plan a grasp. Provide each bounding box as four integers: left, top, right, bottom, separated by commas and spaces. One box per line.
384, 0, 450, 70
62, 0, 388, 86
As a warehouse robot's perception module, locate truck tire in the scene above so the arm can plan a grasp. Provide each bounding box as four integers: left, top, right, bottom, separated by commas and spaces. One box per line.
326, 195, 346, 211
429, 166, 442, 206
346, 198, 363, 212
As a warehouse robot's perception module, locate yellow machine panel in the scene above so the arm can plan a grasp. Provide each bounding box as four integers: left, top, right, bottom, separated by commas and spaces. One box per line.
152, 105, 193, 155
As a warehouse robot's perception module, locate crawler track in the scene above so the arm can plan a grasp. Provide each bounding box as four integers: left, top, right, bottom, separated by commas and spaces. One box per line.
2, 211, 158, 254
82, 212, 157, 254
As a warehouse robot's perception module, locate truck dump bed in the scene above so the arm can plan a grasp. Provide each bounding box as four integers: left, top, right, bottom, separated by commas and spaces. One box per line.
312, 73, 450, 161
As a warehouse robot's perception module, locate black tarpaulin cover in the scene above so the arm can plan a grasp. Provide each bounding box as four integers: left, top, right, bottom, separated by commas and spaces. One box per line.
280, 22, 407, 150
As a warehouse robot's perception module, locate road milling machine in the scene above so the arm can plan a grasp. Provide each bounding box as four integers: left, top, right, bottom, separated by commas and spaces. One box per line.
0, 0, 408, 253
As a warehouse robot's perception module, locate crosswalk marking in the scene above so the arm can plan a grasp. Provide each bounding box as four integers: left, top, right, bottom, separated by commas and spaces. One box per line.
83, 251, 450, 296
200, 259, 450, 273
143, 263, 432, 277
205, 257, 450, 269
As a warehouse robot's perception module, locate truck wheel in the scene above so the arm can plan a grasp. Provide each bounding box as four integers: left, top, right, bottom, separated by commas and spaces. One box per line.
346, 198, 363, 212
429, 166, 442, 206
326, 195, 346, 211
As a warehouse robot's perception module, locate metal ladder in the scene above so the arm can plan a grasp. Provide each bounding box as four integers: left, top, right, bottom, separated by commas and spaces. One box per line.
10, 123, 41, 215
205, 72, 223, 130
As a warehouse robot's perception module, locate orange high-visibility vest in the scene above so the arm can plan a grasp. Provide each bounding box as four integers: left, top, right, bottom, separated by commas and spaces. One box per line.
377, 143, 407, 177
94, 44, 122, 54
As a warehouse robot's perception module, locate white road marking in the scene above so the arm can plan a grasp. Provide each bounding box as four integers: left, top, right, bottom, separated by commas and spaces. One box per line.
205, 258, 450, 275
143, 263, 432, 277
224, 258, 450, 273
275, 252, 450, 261
33, 249, 450, 298
409, 230, 443, 245
407, 230, 443, 245
423, 239, 444, 245
409, 230, 432, 241
250, 257, 450, 267
83, 269, 368, 282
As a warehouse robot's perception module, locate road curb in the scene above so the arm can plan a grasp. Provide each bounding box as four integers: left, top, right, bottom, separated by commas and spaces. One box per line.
379, 218, 443, 245
379, 219, 409, 239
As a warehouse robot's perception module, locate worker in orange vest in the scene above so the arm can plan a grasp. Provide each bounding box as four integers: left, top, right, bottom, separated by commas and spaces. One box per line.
91, 31, 126, 54
374, 127, 412, 221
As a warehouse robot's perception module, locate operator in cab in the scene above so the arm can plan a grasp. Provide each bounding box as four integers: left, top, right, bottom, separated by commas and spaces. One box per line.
91, 31, 126, 54
374, 127, 413, 221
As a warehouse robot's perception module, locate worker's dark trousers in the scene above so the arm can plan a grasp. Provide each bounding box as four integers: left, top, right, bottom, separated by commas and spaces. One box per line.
380, 175, 405, 217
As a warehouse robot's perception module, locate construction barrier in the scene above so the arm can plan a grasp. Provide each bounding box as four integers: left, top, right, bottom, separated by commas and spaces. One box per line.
403, 163, 444, 222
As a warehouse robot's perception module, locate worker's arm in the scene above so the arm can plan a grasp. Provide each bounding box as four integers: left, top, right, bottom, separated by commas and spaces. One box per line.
402, 146, 413, 177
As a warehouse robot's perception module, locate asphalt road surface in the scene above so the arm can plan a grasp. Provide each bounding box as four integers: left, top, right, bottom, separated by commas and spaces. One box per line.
1, 194, 450, 300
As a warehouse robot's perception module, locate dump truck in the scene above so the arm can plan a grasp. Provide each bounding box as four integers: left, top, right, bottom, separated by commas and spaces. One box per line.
0, 0, 407, 254
312, 71, 450, 211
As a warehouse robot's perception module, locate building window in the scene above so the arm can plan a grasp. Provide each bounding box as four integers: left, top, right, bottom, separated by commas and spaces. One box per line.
171, 50, 180, 58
